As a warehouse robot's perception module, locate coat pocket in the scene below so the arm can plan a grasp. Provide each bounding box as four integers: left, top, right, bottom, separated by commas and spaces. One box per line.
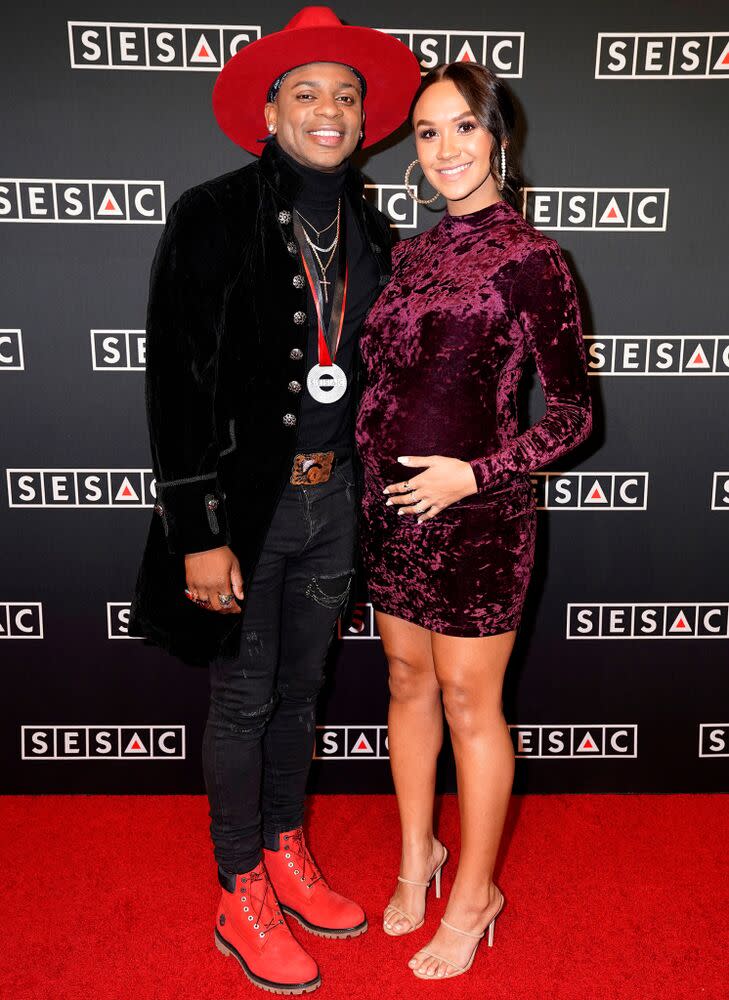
219, 418, 237, 457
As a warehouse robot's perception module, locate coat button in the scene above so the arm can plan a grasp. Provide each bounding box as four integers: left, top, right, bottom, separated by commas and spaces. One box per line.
288, 380, 302, 393
293, 311, 306, 325
289, 348, 303, 360
287, 242, 298, 256
293, 274, 305, 289
283, 413, 297, 427
278, 210, 292, 224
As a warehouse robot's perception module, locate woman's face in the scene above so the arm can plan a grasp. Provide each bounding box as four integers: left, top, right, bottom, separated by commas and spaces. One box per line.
412, 79, 501, 214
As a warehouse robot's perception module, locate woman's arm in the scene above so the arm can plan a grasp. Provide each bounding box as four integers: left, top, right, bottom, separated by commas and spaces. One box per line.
469, 245, 592, 492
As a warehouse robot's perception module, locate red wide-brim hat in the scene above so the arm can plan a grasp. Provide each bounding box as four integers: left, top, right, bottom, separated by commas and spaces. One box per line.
213, 6, 422, 154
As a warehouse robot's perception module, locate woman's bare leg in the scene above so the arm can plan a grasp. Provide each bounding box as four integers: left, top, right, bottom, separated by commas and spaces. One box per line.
377, 612, 445, 933
409, 629, 516, 976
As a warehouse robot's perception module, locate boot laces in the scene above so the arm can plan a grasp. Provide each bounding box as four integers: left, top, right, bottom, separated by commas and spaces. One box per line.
289, 828, 323, 889
247, 867, 284, 937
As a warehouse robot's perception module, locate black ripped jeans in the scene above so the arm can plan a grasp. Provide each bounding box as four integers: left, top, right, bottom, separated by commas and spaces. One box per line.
202, 457, 356, 877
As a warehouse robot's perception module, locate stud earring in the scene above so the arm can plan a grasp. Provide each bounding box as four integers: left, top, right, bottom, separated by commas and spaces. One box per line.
403, 159, 441, 206
268, 123, 276, 134
498, 145, 507, 192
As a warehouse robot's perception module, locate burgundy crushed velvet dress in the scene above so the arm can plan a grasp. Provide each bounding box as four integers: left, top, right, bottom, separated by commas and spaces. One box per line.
355, 200, 592, 636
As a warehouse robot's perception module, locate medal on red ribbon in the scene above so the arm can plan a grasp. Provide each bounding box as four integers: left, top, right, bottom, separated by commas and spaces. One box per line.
294, 209, 349, 405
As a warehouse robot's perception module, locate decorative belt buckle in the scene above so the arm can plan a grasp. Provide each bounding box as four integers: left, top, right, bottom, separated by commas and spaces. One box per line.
290, 451, 335, 485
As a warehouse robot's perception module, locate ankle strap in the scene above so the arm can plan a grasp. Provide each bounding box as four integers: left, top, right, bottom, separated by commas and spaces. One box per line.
397, 875, 429, 887
440, 918, 484, 940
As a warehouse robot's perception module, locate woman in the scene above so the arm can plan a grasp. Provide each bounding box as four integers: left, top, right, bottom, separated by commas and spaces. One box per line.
355, 63, 592, 980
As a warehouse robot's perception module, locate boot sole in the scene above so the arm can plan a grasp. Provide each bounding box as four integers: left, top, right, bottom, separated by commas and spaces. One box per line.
214, 929, 321, 995
280, 905, 368, 939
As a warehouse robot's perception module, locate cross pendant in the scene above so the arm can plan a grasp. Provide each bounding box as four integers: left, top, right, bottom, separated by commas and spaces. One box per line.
320, 276, 330, 303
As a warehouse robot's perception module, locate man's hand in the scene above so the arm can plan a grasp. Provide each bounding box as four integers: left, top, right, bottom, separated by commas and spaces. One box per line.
383, 455, 479, 523
184, 545, 244, 614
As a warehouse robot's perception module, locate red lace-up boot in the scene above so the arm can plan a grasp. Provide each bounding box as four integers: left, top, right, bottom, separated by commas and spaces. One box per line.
215, 860, 321, 995
264, 827, 368, 939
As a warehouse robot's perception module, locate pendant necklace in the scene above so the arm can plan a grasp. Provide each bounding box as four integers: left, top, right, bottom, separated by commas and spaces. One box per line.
295, 200, 340, 303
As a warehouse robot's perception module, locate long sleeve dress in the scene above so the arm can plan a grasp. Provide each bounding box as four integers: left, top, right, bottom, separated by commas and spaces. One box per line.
355, 199, 592, 636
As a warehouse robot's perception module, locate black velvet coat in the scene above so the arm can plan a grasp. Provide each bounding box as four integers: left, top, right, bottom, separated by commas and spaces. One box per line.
128, 141, 392, 664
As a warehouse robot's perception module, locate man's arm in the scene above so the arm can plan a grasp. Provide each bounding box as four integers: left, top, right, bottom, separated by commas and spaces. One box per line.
145, 187, 231, 556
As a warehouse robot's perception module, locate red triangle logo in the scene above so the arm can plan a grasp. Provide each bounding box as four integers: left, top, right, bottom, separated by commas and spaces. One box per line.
124, 731, 147, 754
190, 33, 217, 63
584, 479, 608, 504
96, 188, 123, 217
576, 731, 599, 753
115, 477, 139, 502
351, 732, 374, 754
454, 41, 478, 63
669, 610, 691, 633
712, 40, 729, 70
685, 344, 710, 369
599, 197, 624, 224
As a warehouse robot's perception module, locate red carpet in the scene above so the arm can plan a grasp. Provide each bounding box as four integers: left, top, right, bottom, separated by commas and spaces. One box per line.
1, 794, 727, 999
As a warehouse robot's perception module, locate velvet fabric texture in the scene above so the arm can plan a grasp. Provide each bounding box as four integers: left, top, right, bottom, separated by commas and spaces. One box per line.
129, 141, 392, 664
355, 200, 592, 636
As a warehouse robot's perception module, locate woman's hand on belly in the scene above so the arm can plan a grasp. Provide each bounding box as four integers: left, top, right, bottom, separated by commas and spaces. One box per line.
383, 455, 479, 524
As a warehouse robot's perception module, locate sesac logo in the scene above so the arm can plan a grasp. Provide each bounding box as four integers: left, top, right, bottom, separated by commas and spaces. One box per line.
0, 181, 164, 224
0, 330, 24, 370
338, 602, 380, 640
107, 603, 141, 639
364, 185, 417, 230
586, 336, 729, 376
567, 604, 729, 639
524, 188, 668, 231
68, 22, 260, 71
91, 330, 146, 371
0, 603, 43, 638
7, 470, 155, 508
315, 726, 389, 759
711, 473, 729, 510
510, 725, 637, 758
22, 726, 185, 760
530, 472, 648, 510
315, 724, 637, 759
596, 33, 729, 80
699, 724, 729, 758
379, 28, 524, 77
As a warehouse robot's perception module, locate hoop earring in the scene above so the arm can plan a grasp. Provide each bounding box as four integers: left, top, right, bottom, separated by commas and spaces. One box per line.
403, 159, 441, 205
498, 145, 507, 192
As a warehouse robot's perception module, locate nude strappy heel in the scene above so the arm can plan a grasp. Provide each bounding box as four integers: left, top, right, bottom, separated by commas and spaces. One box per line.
411, 888, 505, 979
382, 842, 449, 937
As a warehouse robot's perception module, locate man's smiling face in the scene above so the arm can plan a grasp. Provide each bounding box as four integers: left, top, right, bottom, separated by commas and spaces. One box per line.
264, 62, 363, 171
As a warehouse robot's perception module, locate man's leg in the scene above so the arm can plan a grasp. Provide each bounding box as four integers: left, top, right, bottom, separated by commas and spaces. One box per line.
202, 537, 286, 880
204, 487, 322, 993
261, 459, 367, 937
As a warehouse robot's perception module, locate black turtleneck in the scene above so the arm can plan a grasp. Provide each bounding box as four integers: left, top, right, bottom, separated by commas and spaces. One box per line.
275, 142, 379, 454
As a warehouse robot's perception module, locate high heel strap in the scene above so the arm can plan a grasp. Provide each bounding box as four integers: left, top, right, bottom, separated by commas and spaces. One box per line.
397, 875, 429, 887
440, 918, 484, 941
397, 842, 448, 888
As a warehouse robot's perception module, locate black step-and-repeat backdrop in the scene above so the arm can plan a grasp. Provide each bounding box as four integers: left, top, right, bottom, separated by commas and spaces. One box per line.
2, 1, 728, 795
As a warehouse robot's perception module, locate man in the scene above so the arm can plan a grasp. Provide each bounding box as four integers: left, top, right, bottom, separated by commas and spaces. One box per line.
129, 7, 420, 994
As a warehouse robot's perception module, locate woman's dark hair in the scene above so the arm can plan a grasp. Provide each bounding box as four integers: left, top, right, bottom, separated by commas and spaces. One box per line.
408, 62, 523, 211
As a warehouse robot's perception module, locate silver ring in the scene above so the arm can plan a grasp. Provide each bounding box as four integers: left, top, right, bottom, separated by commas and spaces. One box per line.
218, 593, 234, 606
